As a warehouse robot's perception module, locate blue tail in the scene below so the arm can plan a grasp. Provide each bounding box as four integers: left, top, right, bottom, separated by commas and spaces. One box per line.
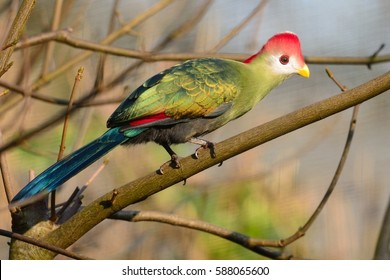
12, 127, 142, 202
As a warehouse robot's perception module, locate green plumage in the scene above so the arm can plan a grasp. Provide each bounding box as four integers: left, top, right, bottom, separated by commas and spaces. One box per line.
107, 58, 255, 127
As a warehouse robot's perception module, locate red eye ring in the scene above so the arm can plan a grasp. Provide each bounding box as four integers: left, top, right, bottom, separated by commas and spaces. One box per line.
279, 55, 289, 65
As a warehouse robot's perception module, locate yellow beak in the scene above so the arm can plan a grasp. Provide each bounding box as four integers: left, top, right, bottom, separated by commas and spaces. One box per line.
297, 64, 310, 78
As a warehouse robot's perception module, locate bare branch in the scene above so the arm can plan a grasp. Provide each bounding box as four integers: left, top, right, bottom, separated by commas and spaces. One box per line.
41, 0, 64, 76
13, 28, 73, 50
367, 43, 385, 69
280, 68, 360, 246
57, 67, 84, 161
0, 130, 14, 203
0, 79, 122, 106
111, 210, 291, 259
305, 54, 390, 66
30, 0, 174, 91
50, 67, 84, 221
12, 28, 390, 66
158, 0, 213, 49
374, 194, 390, 259
0, 78, 105, 154
96, 0, 214, 100
210, 0, 269, 52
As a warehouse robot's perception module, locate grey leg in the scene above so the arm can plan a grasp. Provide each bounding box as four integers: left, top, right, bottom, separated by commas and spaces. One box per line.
159, 143, 181, 174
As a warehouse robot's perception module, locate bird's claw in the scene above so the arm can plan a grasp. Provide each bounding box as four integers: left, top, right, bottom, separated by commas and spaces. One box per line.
194, 142, 216, 159
158, 154, 182, 174
170, 154, 182, 169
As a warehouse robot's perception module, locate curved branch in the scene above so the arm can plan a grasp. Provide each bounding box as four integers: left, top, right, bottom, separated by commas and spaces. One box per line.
18, 70, 390, 259
110, 210, 290, 259
281, 68, 359, 246
0, 80, 123, 106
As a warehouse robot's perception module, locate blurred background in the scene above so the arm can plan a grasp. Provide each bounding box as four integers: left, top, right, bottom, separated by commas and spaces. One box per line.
0, 0, 390, 259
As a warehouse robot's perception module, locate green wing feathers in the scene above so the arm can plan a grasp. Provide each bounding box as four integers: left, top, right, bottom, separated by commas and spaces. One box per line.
107, 58, 242, 127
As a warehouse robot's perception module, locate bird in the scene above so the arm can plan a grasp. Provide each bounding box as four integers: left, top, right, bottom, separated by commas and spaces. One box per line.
11, 31, 309, 203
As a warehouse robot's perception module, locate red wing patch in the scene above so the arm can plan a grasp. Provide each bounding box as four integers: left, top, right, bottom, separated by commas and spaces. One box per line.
129, 112, 169, 127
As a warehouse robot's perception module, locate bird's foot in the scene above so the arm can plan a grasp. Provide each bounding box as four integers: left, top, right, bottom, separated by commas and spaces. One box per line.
191, 138, 216, 159
158, 154, 182, 175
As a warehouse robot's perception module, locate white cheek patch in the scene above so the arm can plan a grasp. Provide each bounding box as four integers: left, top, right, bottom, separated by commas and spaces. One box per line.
269, 55, 298, 76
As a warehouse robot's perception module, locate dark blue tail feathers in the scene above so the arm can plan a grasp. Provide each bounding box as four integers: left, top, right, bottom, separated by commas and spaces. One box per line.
12, 128, 137, 202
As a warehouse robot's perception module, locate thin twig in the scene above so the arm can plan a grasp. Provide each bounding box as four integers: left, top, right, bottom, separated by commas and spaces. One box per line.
30, 0, 174, 91
367, 43, 385, 69
51, 67, 83, 220
0, 80, 123, 106
13, 28, 73, 50
0, 228, 92, 259
304, 54, 390, 66
0, 130, 14, 203
57, 158, 109, 223
0, 0, 212, 155
0, 89, 9, 97
0, 1, 19, 48
110, 210, 291, 259
157, 0, 213, 49
280, 68, 359, 246
1, 1, 170, 143
374, 193, 390, 259
67, 0, 120, 151
326, 68, 348, 91
83, 158, 109, 189
55, 187, 81, 223
0, 79, 109, 155
12, 28, 390, 65
57, 67, 84, 161
56, 1, 120, 218
96, 0, 213, 100
15, 41, 34, 139
210, 0, 268, 52
41, 0, 64, 76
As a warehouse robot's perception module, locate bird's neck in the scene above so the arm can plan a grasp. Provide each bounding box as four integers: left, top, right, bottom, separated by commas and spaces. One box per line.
243, 55, 287, 105
248, 52, 289, 88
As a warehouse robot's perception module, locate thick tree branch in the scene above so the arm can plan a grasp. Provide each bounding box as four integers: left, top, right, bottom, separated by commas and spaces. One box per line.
12, 70, 390, 259
0, 228, 91, 260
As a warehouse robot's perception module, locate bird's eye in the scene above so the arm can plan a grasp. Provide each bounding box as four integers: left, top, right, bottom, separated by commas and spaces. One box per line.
279, 55, 289, 65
